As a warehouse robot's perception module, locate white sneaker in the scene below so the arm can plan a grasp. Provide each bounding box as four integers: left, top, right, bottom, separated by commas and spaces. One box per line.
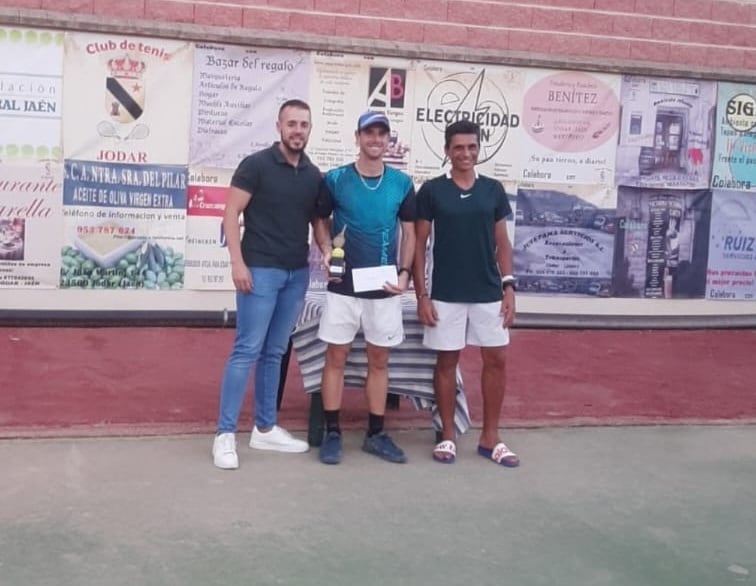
212, 433, 239, 469
249, 425, 309, 453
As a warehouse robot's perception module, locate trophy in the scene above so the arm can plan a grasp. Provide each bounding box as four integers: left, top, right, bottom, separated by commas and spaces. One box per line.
329, 226, 346, 279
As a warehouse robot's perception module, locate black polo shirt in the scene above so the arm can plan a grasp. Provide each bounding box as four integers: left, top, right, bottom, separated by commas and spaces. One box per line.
231, 143, 322, 269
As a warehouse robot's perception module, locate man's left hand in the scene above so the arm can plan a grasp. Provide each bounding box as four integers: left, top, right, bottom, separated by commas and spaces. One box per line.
384, 271, 409, 295
501, 288, 516, 327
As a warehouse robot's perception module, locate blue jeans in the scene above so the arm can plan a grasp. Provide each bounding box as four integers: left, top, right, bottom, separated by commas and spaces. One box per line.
217, 266, 309, 432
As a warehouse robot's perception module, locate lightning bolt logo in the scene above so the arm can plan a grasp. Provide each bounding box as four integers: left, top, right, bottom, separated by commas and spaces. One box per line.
421, 68, 512, 168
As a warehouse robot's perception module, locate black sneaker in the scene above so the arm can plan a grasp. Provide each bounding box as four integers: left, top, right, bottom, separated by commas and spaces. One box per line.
362, 431, 407, 464
319, 431, 342, 465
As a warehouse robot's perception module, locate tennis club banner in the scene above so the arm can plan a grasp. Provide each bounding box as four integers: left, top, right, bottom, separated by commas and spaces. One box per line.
63, 33, 193, 165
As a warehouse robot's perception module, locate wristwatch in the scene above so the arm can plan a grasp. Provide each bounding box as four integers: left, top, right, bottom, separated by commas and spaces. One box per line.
501, 275, 517, 292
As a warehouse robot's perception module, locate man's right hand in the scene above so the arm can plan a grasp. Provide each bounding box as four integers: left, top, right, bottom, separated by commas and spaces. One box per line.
416, 296, 438, 327
231, 260, 252, 293
322, 248, 344, 283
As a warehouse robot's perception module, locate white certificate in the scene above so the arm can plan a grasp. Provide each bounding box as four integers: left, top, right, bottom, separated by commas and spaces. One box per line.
351, 265, 398, 293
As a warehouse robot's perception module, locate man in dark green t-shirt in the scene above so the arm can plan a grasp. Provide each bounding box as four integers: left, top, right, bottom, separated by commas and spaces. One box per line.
413, 120, 519, 468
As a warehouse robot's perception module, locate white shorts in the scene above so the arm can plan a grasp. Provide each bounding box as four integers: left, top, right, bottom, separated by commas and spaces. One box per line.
423, 300, 510, 351
318, 292, 404, 347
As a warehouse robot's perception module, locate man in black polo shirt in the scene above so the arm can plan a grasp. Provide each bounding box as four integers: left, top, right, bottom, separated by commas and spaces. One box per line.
413, 120, 520, 468
212, 99, 327, 470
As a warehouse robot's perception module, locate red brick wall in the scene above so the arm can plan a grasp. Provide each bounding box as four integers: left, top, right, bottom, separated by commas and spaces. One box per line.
3, 0, 755, 72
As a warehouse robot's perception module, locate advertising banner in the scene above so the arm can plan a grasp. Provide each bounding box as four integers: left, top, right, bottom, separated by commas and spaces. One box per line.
520, 69, 620, 185
308, 52, 414, 171
706, 190, 756, 300
63, 33, 193, 165
190, 44, 310, 169
615, 76, 717, 189
0, 27, 64, 164
410, 61, 525, 183
513, 183, 616, 295
0, 163, 63, 288
61, 160, 187, 290
184, 167, 233, 290
711, 82, 756, 192
612, 187, 711, 298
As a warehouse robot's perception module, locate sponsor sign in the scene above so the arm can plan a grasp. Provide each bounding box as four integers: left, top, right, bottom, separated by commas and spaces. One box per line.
0, 163, 63, 288
61, 160, 187, 290
520, 70, 620, 185
0, 27, 64, 164
706, 190, 756, 300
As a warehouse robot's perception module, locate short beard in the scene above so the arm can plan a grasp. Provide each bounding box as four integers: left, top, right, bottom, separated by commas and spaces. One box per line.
280, 136, 306, 155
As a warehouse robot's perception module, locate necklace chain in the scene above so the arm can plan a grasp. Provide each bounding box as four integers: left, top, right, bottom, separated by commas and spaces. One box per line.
355, 163, 384, 191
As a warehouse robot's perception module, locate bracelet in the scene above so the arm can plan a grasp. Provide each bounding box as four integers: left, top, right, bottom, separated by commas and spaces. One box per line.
501, 275, 517, 292
398, 267, 411, 277
417, 292, 430, 300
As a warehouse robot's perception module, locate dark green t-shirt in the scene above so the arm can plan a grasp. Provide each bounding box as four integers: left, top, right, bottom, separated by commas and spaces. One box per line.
416, 173, 512, 303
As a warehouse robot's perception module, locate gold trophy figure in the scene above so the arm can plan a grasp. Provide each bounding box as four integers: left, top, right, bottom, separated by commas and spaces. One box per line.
329, 226, 346, 280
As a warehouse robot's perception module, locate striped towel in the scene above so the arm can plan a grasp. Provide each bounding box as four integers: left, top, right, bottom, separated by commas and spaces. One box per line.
293, 292, 472, 434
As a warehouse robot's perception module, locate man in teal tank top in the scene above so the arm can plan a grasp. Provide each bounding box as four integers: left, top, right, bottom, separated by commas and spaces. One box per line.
314, 112, 417, 465
413, 120, 520, 468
